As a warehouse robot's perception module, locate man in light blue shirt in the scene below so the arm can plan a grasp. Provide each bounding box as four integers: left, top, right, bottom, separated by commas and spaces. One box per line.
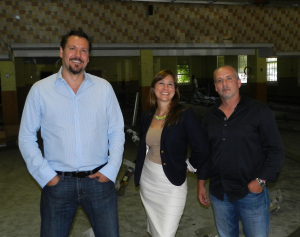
19, 28, 125, 237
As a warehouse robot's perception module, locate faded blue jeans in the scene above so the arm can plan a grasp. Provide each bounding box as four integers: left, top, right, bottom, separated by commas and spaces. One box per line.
40, 175, 119, 237
210, 188, 270, 237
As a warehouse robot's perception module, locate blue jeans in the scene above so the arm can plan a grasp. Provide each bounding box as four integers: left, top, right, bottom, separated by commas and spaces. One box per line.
210, 188, 270, 237
40, 175, 119, 237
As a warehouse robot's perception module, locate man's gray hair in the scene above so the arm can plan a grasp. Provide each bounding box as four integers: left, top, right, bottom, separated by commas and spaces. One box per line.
213, 65, 239, 82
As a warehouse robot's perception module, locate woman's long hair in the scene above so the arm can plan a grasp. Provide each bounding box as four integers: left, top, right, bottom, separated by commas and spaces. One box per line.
148, 69, 186, 126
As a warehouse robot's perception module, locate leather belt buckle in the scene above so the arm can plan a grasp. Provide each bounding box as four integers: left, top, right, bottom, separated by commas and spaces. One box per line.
75, 171, 89, 178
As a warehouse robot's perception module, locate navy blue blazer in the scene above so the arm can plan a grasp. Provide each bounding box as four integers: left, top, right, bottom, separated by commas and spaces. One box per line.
134, 107, 209, 186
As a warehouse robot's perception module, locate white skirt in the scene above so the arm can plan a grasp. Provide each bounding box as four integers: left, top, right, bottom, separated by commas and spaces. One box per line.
140, 157, 187, 237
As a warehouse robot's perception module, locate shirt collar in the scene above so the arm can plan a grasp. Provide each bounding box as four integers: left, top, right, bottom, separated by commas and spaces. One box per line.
212, 93, 250, 113
54, 66, 93, 85
237, 93, 251, 109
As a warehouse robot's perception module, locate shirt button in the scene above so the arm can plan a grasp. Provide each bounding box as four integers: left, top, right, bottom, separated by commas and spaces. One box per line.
225, 124, 227, 126
161, 151, 164, 153
223, 138, 225, 140
163, 163, 166, 165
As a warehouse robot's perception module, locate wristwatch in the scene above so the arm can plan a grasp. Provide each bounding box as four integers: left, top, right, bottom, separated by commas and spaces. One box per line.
256, 178, 266, 187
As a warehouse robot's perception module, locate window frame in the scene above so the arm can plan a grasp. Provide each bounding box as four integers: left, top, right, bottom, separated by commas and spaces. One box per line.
176, 64, 190, 83
266, 58, 277, 82
238, 55, 247, 83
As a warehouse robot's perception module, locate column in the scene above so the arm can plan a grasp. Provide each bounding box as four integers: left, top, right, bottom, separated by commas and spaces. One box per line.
248, 50, 267, 103
0, 60, 19, 125
140, 50, 153, 112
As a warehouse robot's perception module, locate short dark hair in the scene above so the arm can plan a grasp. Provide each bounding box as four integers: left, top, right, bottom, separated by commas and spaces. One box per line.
60, 28, 92, 53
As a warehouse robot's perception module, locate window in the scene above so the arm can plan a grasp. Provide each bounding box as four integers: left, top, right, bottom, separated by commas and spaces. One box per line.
266, 58, 277, 81
217, 56, 224, 68
177, 65, 190, 83
238, 55, 247, 83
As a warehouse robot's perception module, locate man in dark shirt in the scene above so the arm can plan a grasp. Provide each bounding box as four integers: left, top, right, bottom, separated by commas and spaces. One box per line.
197, 65, 285, 237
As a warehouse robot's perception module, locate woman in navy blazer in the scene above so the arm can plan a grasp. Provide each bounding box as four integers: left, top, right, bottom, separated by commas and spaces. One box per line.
134, 69, 209, 237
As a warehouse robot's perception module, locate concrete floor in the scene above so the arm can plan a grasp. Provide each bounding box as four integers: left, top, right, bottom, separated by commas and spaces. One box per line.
0, 102, 300, 237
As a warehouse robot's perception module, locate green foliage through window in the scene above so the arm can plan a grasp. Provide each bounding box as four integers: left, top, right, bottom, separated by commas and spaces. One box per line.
177, 65, 190, 83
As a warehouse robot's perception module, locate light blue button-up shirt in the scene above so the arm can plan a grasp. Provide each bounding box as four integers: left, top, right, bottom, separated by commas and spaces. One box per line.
19, 67, 125, 188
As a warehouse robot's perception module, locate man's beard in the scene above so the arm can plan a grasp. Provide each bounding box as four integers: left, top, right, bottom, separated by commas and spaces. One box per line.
69, 65, 83, 75
69, 58, 84, 75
